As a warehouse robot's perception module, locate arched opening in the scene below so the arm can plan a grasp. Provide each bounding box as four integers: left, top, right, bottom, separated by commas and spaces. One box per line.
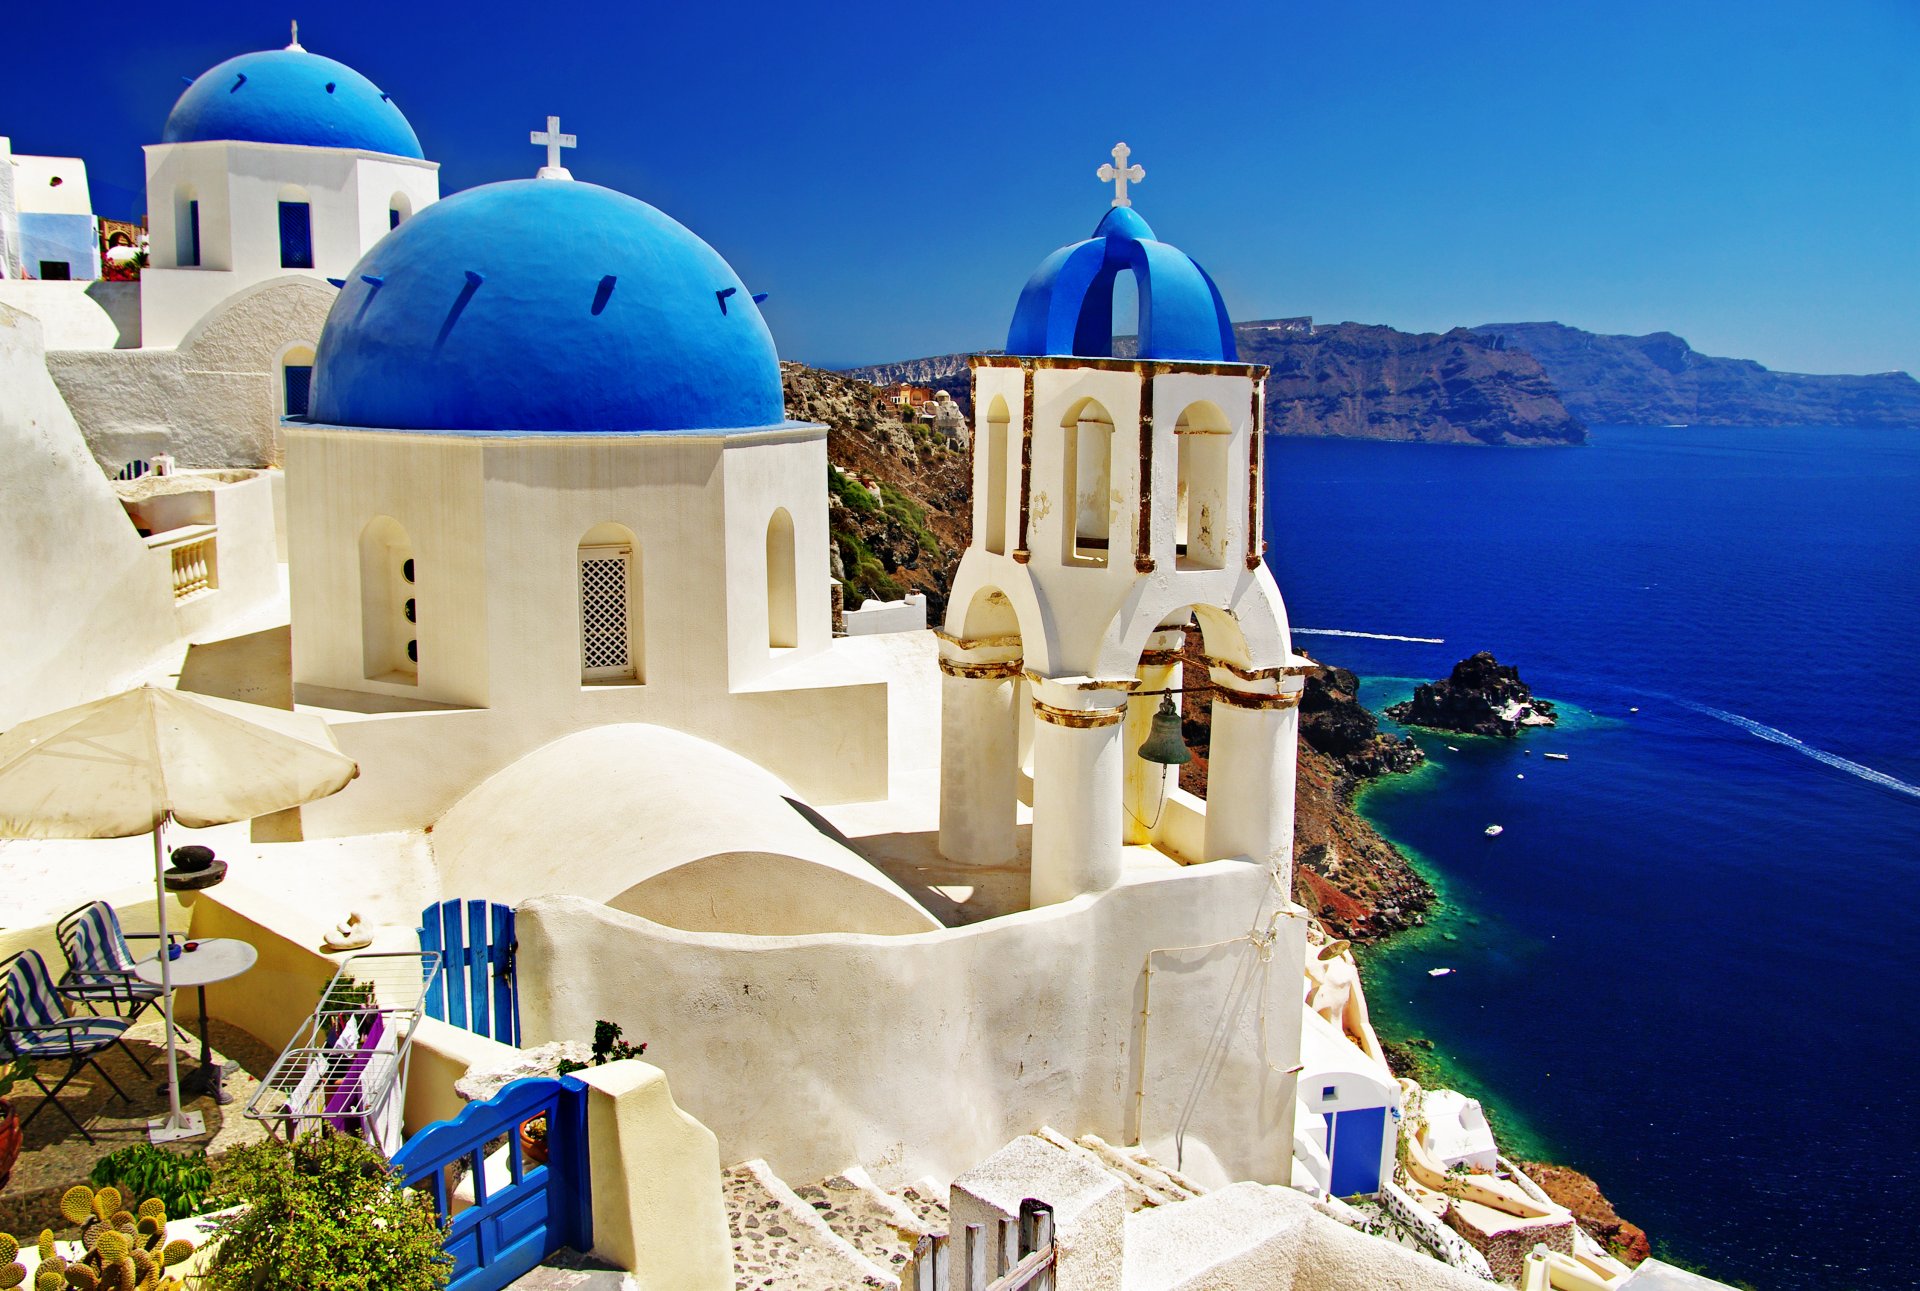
387, 192, 412, 231
766, 508, 798, 649
984, 395, 1011, 555
278, 343, 316, 420
939, 585, 1029, 867
579, 522, 642, 684
1059, 398, 1115, 567
359, 516, 416, 684
277, 184, 313, 269
1174, 401, 1233, 569
174, 185, 200, 267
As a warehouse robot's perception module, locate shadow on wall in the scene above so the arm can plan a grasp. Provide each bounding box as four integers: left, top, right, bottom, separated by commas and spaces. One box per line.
177, 625, 293, 709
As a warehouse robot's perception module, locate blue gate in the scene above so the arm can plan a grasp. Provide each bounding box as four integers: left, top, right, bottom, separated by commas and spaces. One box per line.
392, 1075, 591, 1291
419, 900, 520, 1045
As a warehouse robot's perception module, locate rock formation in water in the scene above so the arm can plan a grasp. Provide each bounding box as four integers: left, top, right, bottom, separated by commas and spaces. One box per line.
1471, 321, 1920, 428
1386, 652, 1557, 737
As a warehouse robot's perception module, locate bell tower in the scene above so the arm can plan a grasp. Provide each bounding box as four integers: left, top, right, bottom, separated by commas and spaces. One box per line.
937, 149, 1312, 909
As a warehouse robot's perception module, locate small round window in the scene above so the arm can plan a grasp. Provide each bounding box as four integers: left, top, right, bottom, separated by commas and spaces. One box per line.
406, 639, 419, 664
402, 558, 415, 583
404, 598, 417, 623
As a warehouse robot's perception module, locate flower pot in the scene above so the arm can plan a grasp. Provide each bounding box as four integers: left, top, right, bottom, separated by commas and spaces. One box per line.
519, 1117, 549, 1167
0, 1100, 22, 1191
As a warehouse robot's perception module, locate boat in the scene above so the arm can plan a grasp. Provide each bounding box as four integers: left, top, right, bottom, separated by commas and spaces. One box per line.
1484, 824, 1503, 836
1428, 968, 1454, 977
1630, 706, 1639, 713
1516, 773, 1525, 780
1446, 745, 1460, 752
1544, 753, 1569, 762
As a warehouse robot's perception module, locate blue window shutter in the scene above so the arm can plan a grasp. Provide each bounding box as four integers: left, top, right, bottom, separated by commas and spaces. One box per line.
187, 200, 200, 267
278, 201, 313, 268
283, 365, 313, 417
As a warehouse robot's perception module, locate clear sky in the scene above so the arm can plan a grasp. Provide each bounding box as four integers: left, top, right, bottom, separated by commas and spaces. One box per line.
7, 0, 1915, 374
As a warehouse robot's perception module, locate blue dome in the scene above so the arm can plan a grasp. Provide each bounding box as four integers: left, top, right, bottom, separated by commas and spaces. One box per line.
164, 48, 423, 159
1007, 206, 1238, 363
309, 179, 786, 434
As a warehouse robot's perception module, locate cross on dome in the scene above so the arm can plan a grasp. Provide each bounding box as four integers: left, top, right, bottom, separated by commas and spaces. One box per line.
1097, 141, 1144, 208
530, 115, 577, 181
287, 19, 304, 51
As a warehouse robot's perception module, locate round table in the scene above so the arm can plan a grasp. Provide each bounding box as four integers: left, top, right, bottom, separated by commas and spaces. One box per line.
135, 937, 258, 1105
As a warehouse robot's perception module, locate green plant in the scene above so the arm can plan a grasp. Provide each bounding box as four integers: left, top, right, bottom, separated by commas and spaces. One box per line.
204, 1131, 449, 1291
0, 1056, 30, 1102
319, 977, 378, 1014
88, 1146, 215, 1220
555, 1019, 646, 1076
1, 1183, 196, 1291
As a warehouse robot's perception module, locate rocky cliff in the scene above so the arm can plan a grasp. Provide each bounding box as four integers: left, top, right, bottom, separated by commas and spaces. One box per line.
1471, 321, 1920, 428
843, 319, 1587, 446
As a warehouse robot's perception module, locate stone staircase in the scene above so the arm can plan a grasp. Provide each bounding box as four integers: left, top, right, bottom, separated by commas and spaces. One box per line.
722, 1130, 1208, 1290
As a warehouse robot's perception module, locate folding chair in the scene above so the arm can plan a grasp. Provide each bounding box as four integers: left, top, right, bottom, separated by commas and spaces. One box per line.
54, 901, 172, 1074
0, 949, 135, 1142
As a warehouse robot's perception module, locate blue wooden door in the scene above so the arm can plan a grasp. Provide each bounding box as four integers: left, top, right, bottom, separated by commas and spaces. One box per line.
419, 900, 520, 1045
1326, 1106, 1389, 1196
392, 1076, 591, 1291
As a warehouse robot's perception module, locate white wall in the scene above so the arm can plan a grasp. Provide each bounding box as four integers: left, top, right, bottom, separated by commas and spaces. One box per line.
11, 154, 93, 215
516, 861, 1306, 1191
0, 303, 177, 728
141, 140, 437, 348
0, 280, 139, 349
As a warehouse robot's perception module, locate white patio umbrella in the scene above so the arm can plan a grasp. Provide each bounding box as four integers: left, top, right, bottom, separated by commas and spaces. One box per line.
0, 685, 358, 1141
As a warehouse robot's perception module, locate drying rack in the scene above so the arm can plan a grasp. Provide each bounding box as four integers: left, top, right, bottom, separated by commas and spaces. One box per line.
245, 950, 439, 1152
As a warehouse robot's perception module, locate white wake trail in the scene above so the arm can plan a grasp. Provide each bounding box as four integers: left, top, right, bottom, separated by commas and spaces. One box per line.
1294, 628, 1446, 644
1678, 700, 1920, 801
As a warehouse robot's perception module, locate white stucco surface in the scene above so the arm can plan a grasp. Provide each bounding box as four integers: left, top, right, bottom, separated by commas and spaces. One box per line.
430, 724, 938, 935
0, 303, 178, 729
517, 859, 1305, 1191
0, 280, 139, 349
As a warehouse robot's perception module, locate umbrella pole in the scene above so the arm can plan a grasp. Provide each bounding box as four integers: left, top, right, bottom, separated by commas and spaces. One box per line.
149, 816, 203, 1143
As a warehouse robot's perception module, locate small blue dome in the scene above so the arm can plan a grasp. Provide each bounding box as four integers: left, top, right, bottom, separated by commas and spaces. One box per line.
1007, 205, 1238, 363
309, 179, 786, 434
165, 48, 423, 159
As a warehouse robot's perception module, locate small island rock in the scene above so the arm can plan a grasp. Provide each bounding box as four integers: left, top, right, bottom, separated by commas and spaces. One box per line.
1386, 652, 1557, 737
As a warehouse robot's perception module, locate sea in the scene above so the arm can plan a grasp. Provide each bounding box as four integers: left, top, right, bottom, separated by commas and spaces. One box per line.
1261, 425, 1920, 1291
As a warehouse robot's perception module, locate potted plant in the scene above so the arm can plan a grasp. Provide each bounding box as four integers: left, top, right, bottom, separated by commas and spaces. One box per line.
519, 1114, 549, 1166
0, 1056, 29, 1190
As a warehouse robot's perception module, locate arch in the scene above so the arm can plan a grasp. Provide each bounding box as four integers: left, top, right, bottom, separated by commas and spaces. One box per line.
1058, 397, 1116, 566
173, 184, 200, 267
984, 395, 1011, 555
276, 341, 316, 420
359, 515, 416, 683
276, 183, 313, 268
766, 508, 798, 649
957, 584, 1022, 642
387, 191, 413, 231
579, 522, 643, 684
1173, 400, 1234, 569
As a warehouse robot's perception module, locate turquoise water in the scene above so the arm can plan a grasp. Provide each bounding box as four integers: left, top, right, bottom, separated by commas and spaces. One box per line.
1263, 427, 1920, 1289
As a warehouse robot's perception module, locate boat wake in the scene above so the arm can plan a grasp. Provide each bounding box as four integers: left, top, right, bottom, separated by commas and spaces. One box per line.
1677, 700, 1920, 802
1294, 628, 1445, 644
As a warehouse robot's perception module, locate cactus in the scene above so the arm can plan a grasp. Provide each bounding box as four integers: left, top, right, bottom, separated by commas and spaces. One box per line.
0, 1185, 193, 1291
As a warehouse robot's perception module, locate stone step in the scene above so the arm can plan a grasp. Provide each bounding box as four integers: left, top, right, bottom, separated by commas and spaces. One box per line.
890, 1178, 949, 1235
1032, 1126, 1163, 1211
792, 1168, 935, 1283
1076, 1133, 1206, 1205
723, 1159, 898, 1291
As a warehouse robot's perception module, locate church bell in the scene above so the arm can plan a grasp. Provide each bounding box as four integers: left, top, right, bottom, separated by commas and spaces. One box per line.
1136, 693, 1192, 766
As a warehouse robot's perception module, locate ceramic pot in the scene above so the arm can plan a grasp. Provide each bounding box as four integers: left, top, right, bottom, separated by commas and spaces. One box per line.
0, 1100, 22, 1190
519, 1117, 549, 1167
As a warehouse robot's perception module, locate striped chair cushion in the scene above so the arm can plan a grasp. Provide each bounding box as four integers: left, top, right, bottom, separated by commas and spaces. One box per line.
3, 950, 69, 1031
9, 1018, 131, 1058
64, 902, 139, 975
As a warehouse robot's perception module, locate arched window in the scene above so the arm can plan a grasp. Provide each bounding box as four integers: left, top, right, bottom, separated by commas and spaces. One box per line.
174, 185, 200, 267
279, 344, 316, 420
1060, 398, 1115, 567
766, 508, 798, 649
1174, 402, 1233, 569
359, 516, 416, 683
388, 192, 412, 231
278, 184, 313, 269
579, 523, 642, 684
984, 395, 1011, 555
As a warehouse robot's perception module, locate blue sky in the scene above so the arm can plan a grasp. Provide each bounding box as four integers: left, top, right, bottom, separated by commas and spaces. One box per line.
7, 1, 1915, 373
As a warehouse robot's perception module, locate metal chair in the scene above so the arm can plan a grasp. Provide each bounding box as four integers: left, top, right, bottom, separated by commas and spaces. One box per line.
55, 901, 172, 1075
0, 949, 135, 1142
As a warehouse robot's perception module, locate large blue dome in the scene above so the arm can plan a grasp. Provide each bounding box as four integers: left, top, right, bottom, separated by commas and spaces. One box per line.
309, 179, 786, 434
1007, 206, 1238, 363
164, 48, 423, 159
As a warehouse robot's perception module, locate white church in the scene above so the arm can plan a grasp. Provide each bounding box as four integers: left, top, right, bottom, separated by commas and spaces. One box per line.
0, 31, 1666, 1291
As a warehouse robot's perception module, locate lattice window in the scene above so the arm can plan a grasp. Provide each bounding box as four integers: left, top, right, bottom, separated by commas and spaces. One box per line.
579, 548, 633, 680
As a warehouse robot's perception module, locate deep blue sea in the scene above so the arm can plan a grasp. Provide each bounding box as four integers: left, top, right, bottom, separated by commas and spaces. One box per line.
1261, 426, 1920, 1291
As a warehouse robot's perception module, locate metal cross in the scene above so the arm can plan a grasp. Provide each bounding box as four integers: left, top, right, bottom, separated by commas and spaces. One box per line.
530, 116, 577, 180
288, 20, 303, 51
1097, 142, 1144, 208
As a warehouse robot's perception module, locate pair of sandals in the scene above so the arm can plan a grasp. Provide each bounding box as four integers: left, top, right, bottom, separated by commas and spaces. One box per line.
321, 911, 372, 953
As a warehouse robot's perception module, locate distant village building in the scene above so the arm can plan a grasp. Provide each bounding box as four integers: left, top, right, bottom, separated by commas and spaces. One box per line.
3, 143, 101, 280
